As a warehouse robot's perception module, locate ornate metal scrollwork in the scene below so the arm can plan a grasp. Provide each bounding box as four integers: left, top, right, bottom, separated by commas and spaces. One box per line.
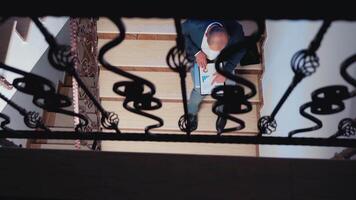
0, 91, 49, 131
288, 54, 355, 137
98, 17, 163, 134
31, 18, 120, 133
332, 118, 356, 138
258, 21, 332, 135
0, 63, 88, 131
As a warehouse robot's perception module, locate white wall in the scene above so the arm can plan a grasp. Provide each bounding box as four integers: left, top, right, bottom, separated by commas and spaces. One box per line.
0, 18, 70, 147
1, 17, 68, 112
260, 20, 356, 159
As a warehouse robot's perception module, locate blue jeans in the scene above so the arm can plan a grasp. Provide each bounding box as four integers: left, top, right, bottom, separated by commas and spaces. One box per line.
187, 63, 236, 115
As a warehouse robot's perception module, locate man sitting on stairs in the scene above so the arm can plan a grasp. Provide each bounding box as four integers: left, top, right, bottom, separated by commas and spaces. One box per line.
181, 19, 246, 134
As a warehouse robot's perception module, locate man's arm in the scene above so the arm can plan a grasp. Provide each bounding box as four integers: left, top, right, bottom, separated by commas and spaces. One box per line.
223, 49, 246, 73
212, 49, 245, 85
182, 20, 201, 62
222, 21, 246, 73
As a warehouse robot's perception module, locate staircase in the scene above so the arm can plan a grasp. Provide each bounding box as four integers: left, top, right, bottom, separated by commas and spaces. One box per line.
32, 18, 265, 156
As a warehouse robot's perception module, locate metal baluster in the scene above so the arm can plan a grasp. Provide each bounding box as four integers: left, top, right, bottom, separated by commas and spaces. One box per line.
258, 21, 332, 136
166, 18, 193, 135
289, 54, 355, 137
211, 20, 265, 135
98, 17, 163, 134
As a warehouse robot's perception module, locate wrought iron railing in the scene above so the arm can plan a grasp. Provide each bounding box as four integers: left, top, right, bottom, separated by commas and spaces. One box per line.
0, 17, 355, 148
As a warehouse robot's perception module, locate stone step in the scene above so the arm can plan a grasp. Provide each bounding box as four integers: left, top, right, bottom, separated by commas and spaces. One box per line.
102, 141, 257, 157
97, 18, 259, 41
50, 85, 260, 135
98, 18, 176, 40
98, 38, 263, 75
50, 98, 259, 135
99, 70, 262, 104
101, 99, 259, 135
34, 144, 90, 150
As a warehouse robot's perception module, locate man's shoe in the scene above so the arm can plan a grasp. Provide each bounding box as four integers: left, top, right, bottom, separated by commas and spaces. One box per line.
187, 114, 198, 132
216, 116, 227, 135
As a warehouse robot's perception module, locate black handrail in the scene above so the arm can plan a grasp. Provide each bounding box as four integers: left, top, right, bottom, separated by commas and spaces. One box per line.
0, 130, 355, 148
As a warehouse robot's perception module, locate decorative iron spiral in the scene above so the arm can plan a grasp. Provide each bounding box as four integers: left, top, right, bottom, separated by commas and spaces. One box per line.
258, 21, 331, 136
0, 91, 49, 131
258, 116, 277, 135
291, 49, 320, 77
98, 17, 163, 134
289, 54, 356, 137
24, 111, 47, 130
32, 18, 120, 133
330, 118, 356, 138
210, 20, 265, 135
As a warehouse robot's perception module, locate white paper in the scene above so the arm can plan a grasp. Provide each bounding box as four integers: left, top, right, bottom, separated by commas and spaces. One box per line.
199, 63, 224, 95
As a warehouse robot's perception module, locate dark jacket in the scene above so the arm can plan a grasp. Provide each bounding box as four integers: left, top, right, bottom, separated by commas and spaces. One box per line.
182, 19, 246, 72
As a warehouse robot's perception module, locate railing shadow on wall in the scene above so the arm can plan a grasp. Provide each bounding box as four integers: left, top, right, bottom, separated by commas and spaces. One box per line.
0, 17, 355, 149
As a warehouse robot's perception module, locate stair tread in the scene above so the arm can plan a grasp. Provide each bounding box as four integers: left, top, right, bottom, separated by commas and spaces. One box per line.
102, 100, 258, 134
98, 18, 176, 35
51, 99, 258, 134
98, 39, 262, 73
37, 144, 91, 150
102, 141, 257, 156
99, 70, 261, 103
36, 144, 77, 150
97, 19, 259, 39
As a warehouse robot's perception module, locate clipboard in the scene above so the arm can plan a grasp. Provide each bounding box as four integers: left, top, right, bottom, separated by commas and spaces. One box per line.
197, 62, 224, 95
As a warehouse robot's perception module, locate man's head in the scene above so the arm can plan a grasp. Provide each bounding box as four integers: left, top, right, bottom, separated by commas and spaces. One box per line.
206, 25, 229, 51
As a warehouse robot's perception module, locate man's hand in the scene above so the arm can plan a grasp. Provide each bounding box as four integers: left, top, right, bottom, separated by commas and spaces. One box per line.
211, 72, 226, 85
195, 51, 207, 71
